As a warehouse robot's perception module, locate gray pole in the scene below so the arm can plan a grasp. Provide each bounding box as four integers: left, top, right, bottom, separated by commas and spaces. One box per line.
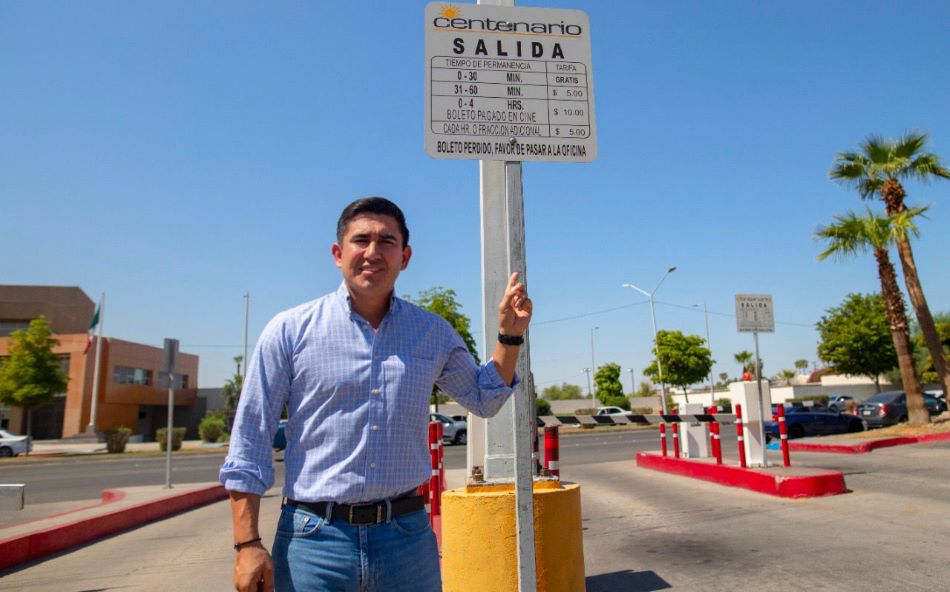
648, 296, 668, 414
584, 368, 593, 404
703, 302, 714, 399
165, 374, 174, 488
629, 367, 635, 394
753, 331, 767, 463
242, 292, 249, 379
590, 327, 598, 405
88, 293, 105, 434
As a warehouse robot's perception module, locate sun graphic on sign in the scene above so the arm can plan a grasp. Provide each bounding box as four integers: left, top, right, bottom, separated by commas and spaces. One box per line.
440, 5, 461, 19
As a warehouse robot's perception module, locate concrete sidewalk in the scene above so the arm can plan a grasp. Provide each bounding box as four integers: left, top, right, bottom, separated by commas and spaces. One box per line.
28, 438, 227, 456
0, 482, 227, 571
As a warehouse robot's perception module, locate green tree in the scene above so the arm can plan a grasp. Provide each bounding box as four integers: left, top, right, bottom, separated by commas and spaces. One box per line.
0, 317, 69, 439
536, 397, 552, 417
914, 312, 950, 383
634, 380, 654, 398
816, 208, 929, 425
221, 356, 244, 409
717, 372, 730, 388
794, 359, 810, 373
831, 131, 950, 398
593, 363, 628, 408
816, 293, 897, 393
643, 330, 713, 403
542, 382, 583, 400
407, 286, 479, 407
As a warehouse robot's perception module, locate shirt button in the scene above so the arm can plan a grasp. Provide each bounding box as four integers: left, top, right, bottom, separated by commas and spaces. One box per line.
372, 388, 380, 395
370, 463, 377, 469
372, 425, 379, 431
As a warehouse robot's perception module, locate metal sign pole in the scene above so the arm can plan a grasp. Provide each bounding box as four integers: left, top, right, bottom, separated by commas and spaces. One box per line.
753, 331, 767, 459
163, 338, 179, 489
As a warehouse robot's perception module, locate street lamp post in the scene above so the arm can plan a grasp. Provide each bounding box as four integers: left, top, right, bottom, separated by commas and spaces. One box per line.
694, 302, 715, 400
628, 367, 636, 394
590, 326, 599, 406
583, 367, 593, 408
622, 266, 677, 414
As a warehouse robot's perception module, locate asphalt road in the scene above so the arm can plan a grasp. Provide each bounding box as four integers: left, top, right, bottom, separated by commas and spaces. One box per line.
4, 438, 950, 591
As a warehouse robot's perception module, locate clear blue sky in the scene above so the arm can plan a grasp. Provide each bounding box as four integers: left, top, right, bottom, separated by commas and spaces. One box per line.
3, 1, 950, 392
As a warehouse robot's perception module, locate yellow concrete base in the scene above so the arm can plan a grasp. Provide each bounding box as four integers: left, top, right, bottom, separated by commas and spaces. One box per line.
441, 480, 585, 592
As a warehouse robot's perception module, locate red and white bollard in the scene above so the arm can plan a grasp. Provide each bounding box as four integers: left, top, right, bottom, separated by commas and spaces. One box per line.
711, 421, 722, 464
659, 423, 668, 457
735, 403, 747, 469
543, 426, 560, 478
777, 404, 791, 467
428, 421, 442, 518
671, 423, 680, 458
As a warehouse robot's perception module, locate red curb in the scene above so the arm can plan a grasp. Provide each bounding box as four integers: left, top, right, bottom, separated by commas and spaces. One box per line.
636, 452, 847, 499
0, 489, 127, 532
0, 484, 227, 572
789, 431, 950, 454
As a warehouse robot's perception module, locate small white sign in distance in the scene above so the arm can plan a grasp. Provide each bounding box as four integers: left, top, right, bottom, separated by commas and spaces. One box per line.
735, 294, 775, 333
424, 2, 596, 163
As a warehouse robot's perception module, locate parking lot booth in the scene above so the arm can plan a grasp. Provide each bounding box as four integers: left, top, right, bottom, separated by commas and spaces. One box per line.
680, 403, 710, 459
734, 381, 771, 467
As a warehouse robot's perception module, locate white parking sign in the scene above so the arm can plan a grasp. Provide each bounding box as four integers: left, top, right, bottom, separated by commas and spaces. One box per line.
735, 294, 774, 333
423, 3, 597, 162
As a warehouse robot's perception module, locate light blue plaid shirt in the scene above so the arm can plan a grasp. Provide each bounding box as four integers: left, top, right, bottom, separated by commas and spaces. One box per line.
220, 283, 516, 503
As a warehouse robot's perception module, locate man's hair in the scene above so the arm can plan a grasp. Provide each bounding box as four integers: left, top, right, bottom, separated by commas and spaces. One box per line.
336, 197, 410, 247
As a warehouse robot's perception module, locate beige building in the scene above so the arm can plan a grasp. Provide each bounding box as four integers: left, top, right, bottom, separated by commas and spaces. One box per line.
0, 286, 199, 439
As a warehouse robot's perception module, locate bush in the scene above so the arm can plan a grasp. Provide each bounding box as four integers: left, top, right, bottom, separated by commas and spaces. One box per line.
156, 427, 186, 451
574, 408, 597, 415
199, 414, 228, 443
714, 398, 733, 413
104, 427, 132, 454
217, 432, 230, 443
536, 398, 552, 417
631, 407, 654, 415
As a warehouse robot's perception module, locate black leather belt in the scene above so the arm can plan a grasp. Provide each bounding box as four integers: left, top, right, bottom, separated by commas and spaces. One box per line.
285, 494, 425, 525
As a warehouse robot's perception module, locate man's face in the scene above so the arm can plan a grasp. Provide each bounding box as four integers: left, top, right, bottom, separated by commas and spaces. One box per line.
332, 213, 411, 300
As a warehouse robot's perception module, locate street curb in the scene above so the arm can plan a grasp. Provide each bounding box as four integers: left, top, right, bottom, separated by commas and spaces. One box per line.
789, 431, 950, 454
636, 452, 847, 499
0, 483, 227, 572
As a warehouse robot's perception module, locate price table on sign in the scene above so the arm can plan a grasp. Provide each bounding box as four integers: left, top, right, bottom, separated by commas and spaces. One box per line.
424, 3, 597, 162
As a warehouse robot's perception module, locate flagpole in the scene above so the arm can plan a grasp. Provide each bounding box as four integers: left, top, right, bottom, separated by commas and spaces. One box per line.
87, 293, 105, 435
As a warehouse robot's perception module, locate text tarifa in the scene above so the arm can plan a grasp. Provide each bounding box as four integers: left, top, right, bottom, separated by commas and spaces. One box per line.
452, 38, 565, 60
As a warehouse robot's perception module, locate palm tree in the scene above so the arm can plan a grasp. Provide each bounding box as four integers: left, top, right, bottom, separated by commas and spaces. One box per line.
794, 359, 809, 373
777, 369, 797, 386
734, 350, 753, 377
816, 208, 929, 425
830, 132, 950, 398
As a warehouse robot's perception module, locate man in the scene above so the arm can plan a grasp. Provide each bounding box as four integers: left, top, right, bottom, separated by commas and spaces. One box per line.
220, 197, 532, 592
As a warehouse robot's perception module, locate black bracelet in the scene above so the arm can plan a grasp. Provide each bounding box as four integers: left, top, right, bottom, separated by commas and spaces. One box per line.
497, 333, 524, 346
233, 537, 262, 551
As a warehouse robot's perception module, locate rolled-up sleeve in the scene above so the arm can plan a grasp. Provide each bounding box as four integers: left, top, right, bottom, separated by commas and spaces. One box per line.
435, 321, 519, 418
219, 315, 292, 495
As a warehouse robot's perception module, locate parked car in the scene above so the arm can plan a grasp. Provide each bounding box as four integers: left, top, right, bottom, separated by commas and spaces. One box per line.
765, 405, 865, 440
449, 415, 467, 423
273, 420, 288, 451
430, 413, 467, 445
827, 395, 856, 412
857, 391, 945, 427
0, 429, 32, 457
596, 406, 628, 417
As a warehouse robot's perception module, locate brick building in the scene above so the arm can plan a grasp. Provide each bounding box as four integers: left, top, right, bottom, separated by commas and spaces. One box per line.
0, 286, 199, 439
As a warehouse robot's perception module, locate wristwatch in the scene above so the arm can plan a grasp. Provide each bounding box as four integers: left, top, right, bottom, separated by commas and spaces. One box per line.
497, 333, 524, 346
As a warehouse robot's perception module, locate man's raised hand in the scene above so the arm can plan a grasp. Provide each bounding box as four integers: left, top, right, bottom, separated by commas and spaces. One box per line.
498, 272, 532, 338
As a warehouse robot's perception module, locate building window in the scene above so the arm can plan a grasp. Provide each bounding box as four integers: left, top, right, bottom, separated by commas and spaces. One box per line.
0, 321, 31, 337
114, 366, 153, 386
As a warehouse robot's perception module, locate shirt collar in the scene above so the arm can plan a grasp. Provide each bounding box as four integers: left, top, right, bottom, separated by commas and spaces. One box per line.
335, 282, 402, 323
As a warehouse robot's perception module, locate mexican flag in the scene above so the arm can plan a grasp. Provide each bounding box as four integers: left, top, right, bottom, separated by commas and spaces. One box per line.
84, 304, 100, 354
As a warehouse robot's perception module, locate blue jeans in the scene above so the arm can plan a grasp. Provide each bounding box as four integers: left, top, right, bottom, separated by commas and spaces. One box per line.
272, 503, 442, 592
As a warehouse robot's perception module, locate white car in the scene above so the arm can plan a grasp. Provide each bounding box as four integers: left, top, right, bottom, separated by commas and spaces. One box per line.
595, 406, 628, 417
430, 413, 467, 445
0, 429, 32, 457
827, 395, 856, 412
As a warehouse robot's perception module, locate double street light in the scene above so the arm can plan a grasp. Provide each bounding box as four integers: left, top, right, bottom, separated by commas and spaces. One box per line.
622, 266, 677, 413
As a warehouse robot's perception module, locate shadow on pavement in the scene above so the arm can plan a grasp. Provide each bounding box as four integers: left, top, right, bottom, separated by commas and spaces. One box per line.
586, 569, 670, 592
